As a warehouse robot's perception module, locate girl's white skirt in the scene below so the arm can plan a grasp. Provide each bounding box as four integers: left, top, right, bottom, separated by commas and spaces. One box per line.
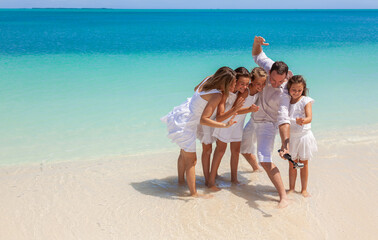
290, 130, 317, 161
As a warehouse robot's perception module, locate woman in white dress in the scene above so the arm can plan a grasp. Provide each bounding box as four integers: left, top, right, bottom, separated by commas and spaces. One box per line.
161, 67, 237, 197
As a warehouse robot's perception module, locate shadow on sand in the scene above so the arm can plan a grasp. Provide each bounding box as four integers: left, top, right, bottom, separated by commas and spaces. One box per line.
131, 171, 277, 216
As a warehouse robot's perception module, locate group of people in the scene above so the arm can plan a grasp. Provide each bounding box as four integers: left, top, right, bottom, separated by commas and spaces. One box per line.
161, 36, 317, 208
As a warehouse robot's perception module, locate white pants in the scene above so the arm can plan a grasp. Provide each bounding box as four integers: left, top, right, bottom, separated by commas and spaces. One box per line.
240, 118, 257, 154
255, 122, 277, 163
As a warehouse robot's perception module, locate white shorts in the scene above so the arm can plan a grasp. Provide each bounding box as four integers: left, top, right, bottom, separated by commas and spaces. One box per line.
255, 122, 277, 163
240, 118, 257, 154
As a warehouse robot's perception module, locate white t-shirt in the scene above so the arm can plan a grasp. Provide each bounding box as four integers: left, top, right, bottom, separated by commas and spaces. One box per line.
252, 51, 291, 127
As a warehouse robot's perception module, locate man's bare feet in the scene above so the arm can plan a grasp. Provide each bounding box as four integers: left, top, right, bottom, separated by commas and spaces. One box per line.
208, 185, 221, 192
277, 198, 289, 208
301, 190, 311, 198
253, 168, 263, 173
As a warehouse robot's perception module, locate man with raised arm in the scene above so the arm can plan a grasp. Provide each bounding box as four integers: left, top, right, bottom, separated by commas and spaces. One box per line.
251, 36, 292, 208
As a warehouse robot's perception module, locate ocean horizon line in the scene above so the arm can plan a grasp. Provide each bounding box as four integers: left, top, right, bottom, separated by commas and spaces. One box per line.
0, 8, 376, 11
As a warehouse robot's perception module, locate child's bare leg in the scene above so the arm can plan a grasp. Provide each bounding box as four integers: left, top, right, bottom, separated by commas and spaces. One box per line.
230, 142, 241, 184
241, 153, 261, 171
181, 150, 197, 196
288, 160, 298, 194
208, 139, 227, 191
299, 160, 310, 197
178, 150, 185, 184
261, 162, 289, 208
201, 143, 212, 186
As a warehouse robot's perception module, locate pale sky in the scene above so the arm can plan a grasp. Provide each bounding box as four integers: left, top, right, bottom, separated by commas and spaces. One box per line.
0, 0, 377, 9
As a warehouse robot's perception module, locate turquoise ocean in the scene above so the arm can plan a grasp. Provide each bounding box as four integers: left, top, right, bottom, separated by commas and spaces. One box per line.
0, 9, 377, 165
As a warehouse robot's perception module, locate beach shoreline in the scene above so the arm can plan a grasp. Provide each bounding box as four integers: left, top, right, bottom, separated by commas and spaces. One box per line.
1, 126, 377, 239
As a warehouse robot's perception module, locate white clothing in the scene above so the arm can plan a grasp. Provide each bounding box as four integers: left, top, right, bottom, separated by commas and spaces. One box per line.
161, 82, 221, 152
252, 51, 291, 127
197, 109, 217, 144
251, 51, 291, 162
212, 92, 238, 143
240, 116, 257, 154
289, 96, 317, 160
255, 122, 277, 163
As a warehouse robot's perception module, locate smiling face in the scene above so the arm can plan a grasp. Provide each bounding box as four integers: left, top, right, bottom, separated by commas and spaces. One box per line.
251, 76, 266, 93
289, 82, 304, 101
269, 70, 287, 88
234, 76, 250, 93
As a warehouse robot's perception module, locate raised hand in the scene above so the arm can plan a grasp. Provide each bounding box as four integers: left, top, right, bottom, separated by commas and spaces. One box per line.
249, 104, 259, 112
296, 117, 305, 125
254, 36, 269, 46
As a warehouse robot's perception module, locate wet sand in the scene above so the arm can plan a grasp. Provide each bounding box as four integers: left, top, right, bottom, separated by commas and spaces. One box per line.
0, 126, 377, 240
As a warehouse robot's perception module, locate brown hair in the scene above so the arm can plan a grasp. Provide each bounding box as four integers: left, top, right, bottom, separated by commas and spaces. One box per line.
270, 61, 289, 75
287, 75, 308, 96
234, 67, 251, 81
251, 67, 267, 81
202, 66, 236, 97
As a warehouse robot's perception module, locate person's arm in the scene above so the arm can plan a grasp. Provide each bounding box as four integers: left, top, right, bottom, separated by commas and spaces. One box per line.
237, 104, 259, 115
216, 96, 244, 122
277, 92, 291, 158
200, 93, 236, 128
296, 102, 313, 125
252, 36, 274, 74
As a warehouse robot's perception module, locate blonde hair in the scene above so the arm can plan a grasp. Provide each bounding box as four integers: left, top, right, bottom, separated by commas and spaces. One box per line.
251, 67, 267, 81
202, 67, 236, 97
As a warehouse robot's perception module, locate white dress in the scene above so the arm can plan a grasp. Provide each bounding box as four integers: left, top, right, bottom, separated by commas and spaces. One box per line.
197, 109, 217, 144
213, 90, 258, 143
240, 91, 259, 153
161, 85, 221, 153
289, 96, 317, 160
212, 92, 238, 143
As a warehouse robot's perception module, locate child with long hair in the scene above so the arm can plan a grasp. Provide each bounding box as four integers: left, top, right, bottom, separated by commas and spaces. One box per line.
286, 75, 318, 197
161, 67, 237, 197
208, 67, 262, 189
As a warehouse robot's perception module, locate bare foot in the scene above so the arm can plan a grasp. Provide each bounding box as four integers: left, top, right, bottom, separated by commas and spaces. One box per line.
286, 189, 295, 194
301, 190, 311, 198
215, 173, 220, 179
191, 192, 213, 199
277, 198, 289, 208
178, 180, 185, 185
208, 185, 221, 192
253, 168, 263, 173
231, 180, 245, 186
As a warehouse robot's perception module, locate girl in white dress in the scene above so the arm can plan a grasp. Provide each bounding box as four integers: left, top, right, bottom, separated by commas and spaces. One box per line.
208, 67, 257, 189
286, 75, 317, 197
240, 67, 268, 173
161, 67, 237, 197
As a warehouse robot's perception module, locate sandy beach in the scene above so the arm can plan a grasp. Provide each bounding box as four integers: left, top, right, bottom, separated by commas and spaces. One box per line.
0, 125, 377, 240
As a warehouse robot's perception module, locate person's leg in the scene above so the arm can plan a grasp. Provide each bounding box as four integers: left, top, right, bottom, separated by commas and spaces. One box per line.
230, 141, 241, 183
299, 160, 310, 197
260, 162, 288, 208
241, 153, 261, 172
201, 143, 212, 186
256, 123, 288, 208
177, 150, 185, 184
208, 139, 227, 190
181, 150, 197, 196
288, 159, 298, 194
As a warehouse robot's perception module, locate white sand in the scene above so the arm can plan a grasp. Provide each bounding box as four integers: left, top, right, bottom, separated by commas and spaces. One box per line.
0, 126, 377, 240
